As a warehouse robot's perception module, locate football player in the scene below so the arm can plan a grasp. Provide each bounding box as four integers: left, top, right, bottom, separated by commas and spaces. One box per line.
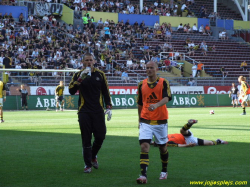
151, 119, 228, 147
238, 76, 250, 115
55, 81, 65, 112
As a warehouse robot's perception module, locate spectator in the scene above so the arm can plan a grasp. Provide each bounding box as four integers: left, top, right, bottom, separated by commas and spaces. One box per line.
192, 23, 198, 33
208, 12, 216, 21
140, 58, 146, 70
3, 54, 12, 68
154, 21, 160, 29
175, 50, 182, 60
114, 64, 122, 76
220, 66, 228, 78
200, 41, 207, 56
19, 13, 25, 23
187, 78, 196, 86
177, 23, 184, 32
196, 61, 204, 77
121, 69, 129, 83
42, 14, 49, 22
199, 24, 205, 34
104, 24, 110, 40
126, 58, 133, 69
205, 24, 212, 35
165, 30, 171, 42
221, 30, 228, 40
162, 57, 171, 72
191, 63, 197, 77
240, 61, 248, 71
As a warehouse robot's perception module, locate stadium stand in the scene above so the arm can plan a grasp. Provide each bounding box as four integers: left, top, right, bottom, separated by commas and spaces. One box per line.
0, 0, 249, 88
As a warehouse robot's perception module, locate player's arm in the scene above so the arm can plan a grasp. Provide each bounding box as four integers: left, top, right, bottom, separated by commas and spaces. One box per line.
137, 82, 143, 127
149, 79, 172, 111
101, 72, 112, 108
55, 86, 59, 96
3, 83, 6, 102
69, 72, 80, 95
177, 143, 196, 147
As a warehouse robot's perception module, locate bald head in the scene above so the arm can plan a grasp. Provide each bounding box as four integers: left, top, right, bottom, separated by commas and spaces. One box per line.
146, 61, 158, 68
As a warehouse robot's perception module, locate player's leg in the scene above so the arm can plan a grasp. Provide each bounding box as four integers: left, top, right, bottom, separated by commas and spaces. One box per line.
21, 98, 25, 110
24, 98, 28, 110
202, 139, 228, 145
181, 119, 198, 135
153, 123, 168, 180
241, 101, 246, 115
78, 113, 94, 173
137, 122, 152, 184
91, 112, 106, 169
56, 98, 60, 112
61, 98, 64, 111
0, 106, 3, 123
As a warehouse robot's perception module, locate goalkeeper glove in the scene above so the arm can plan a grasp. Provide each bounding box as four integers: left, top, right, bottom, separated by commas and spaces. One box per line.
104, 105, 112, 121
77, 68, 91, 83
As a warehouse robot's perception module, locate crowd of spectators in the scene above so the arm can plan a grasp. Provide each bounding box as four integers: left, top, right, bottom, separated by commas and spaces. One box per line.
0, 6, 222, 84
0, 0, 246, 85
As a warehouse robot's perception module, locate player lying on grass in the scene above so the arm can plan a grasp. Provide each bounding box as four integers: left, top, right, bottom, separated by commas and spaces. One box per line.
151, 119, 228, 147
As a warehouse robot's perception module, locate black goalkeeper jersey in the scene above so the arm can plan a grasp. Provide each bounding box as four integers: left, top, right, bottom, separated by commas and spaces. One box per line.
69, 68, 112, 113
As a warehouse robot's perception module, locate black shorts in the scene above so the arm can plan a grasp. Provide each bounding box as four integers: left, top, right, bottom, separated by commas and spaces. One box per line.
57, 96, 64, 102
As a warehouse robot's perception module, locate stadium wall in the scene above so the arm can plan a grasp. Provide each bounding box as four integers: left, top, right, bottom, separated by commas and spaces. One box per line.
119, 14, 159, 26
0, 5, 28, 19
233, 20, 250, 30
61, 5, 74, 25
160, 17, 198, 27
5, 94, 231, 110
197, 18, 210, 29
216, 19, 234, 30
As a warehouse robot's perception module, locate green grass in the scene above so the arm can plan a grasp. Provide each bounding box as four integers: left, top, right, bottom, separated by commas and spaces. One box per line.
0, 108, 250, 187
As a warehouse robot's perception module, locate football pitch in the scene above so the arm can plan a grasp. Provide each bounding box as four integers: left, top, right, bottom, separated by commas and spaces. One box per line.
0, 107, 249, 187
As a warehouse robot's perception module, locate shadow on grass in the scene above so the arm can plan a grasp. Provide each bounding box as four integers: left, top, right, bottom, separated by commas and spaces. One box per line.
0, 130, 249, 187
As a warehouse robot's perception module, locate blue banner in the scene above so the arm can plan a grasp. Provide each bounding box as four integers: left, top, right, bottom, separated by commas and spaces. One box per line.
217, 19, 234, 30
0, 5, 28, 19
197, 18, 210, 28
118, 14, 159, 26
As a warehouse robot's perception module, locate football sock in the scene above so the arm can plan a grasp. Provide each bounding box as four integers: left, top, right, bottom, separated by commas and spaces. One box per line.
243, 107, 246, 113
160, 150, 168, 172
140, 152, 149, 177
182, 123, 193, 131
212, 139, 221, 145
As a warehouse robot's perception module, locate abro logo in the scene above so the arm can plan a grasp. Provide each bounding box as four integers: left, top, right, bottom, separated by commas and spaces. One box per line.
147, 92, 160, 103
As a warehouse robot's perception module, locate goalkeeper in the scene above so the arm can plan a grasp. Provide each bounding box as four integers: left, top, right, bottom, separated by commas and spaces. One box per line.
69, 53, 112, 173
55, 81, 65, 112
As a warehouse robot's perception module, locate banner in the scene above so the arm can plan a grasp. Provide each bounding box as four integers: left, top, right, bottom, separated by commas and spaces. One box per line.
30, 86, 70, 95
4, 94, 231, 110
204, 86, 231, 94
109, 86, 204, 94
109, 86, 137, 95
20, 1, 63, 16
27, 86, 204, 95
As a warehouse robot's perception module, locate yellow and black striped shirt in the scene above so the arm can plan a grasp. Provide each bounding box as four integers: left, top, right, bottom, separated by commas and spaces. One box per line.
55, 85, 64, 96
69, 68, 112, 113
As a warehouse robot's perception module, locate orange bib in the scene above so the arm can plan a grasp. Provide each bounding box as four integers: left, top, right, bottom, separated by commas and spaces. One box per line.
140, 78, 168, 120
168, 134, 186, 144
